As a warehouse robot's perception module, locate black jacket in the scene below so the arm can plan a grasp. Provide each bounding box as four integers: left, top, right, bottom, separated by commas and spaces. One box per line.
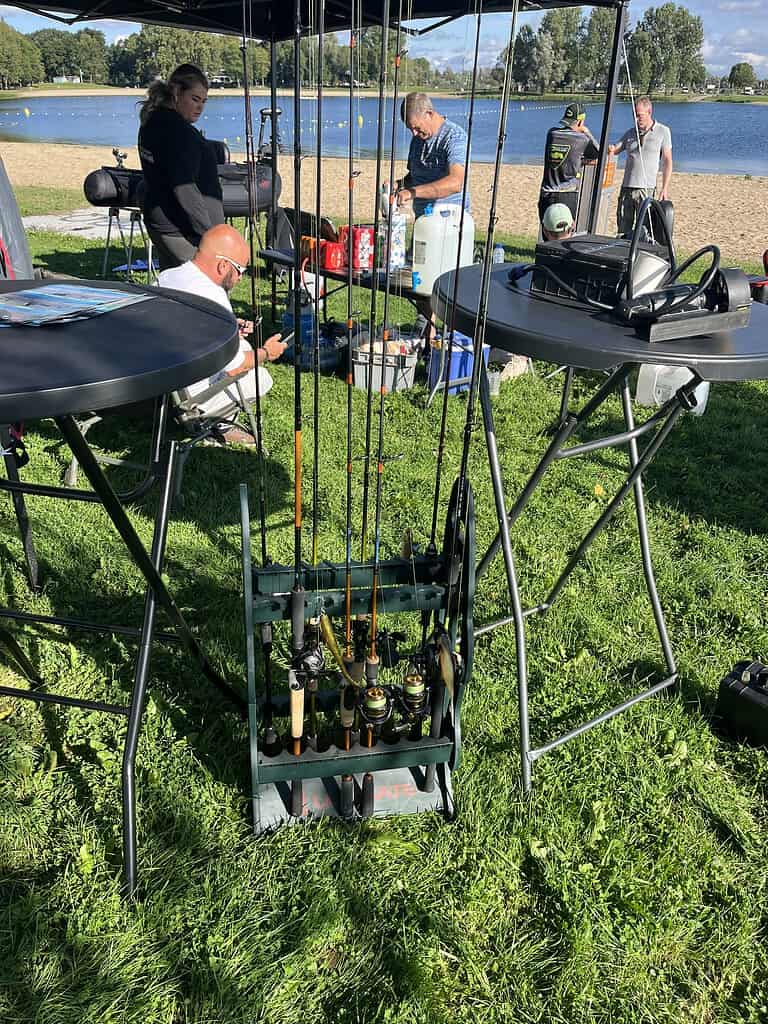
139, 107, 223, 243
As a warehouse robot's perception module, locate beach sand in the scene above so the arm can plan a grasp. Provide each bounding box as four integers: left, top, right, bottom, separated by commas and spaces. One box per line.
2, 138, 766, 262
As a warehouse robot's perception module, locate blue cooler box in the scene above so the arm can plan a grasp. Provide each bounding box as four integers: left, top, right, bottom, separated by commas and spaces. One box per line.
427, 333, 489, 395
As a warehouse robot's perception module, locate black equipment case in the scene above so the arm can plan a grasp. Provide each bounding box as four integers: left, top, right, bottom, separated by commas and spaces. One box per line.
714, 660, 768, 745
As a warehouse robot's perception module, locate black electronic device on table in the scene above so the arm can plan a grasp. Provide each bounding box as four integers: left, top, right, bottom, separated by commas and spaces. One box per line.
526, 197, 753, 343
530, 234, 671, 308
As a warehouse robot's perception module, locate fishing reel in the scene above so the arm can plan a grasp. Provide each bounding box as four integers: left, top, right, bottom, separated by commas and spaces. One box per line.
293, 619, 325, 678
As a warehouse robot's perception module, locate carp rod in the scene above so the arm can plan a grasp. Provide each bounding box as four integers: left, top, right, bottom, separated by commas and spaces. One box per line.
428, 3, 483, 553
446, 0, 520, 620
290, 0, 305, 659
343, 2, 361, 663
240, 1, 277, 748
359, 0, 392, 565
368, 5, 403, 683
311, 0, 324, 570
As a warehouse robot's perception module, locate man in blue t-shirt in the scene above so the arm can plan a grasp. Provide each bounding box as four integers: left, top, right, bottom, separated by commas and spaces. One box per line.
396, 93, 469, 217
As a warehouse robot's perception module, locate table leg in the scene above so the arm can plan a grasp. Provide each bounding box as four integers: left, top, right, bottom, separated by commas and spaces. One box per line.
121, 438, 177, 897
55, 414, 245, 714
474, 364, 694, 790
1, 425, 40, 592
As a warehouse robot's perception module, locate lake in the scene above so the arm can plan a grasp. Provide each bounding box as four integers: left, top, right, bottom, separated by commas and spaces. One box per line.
0, 94, 766, 175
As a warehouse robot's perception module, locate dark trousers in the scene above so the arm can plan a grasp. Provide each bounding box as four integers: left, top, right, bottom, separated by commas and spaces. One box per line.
146, 228, 197, 271
538, 190, 578, 226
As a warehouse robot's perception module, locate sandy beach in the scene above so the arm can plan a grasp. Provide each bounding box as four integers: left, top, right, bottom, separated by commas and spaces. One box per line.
2, 138, 766, 261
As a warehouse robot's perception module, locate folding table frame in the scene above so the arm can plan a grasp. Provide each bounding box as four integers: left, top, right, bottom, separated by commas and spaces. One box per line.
474, 362, 702, 791
0, 398, 245, 895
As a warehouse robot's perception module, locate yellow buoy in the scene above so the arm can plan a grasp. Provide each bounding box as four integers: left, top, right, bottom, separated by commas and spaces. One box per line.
357, 114, 364, 127
23, 107, 30, 118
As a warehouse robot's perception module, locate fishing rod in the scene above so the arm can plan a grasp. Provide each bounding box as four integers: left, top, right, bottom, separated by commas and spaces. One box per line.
446, 1, 520, 618
311, 0, 324, 570
367, 5, 402, 686
359, 0, 391, 565
428, 4, 482, 552
343, 3, 360, 665
290, 0, 305, 657
240, 0, 278, 751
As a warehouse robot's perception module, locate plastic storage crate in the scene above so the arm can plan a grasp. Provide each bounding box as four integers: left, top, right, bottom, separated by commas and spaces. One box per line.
352, 348, 418, 393
427, 333, 489, 395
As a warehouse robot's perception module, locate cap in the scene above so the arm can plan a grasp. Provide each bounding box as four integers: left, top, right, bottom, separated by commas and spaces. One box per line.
562, 102, 586, 124
542, 203, 574, 235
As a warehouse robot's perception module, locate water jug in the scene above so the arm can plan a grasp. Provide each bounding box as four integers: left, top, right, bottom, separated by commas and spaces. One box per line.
411, 203, 475, 297
282, 299, 315, 365
635, 363, 710, 417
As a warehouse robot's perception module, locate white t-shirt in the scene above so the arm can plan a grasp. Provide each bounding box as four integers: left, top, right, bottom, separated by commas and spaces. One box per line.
158, 261, 272, 408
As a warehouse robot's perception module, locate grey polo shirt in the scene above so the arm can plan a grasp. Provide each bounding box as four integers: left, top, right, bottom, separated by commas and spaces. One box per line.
407, 118, 469, 218
614, 120, 672, 190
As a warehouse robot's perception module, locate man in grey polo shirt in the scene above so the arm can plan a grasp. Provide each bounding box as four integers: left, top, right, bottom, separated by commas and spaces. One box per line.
609, 96, 672, 237
396, 92, 469, 217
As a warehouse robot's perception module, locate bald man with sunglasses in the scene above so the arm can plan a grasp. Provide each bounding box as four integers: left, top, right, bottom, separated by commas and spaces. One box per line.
158, 224, 286, 436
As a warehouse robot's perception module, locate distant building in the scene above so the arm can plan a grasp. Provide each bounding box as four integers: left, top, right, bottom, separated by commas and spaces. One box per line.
52, 75, 82, 84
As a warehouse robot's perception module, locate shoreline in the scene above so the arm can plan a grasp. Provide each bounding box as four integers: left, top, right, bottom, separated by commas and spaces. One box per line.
5, 85, 767, 104
3, 138, 767, 261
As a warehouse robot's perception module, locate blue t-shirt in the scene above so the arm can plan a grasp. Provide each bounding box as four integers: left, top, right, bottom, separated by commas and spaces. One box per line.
407, 118, 470, 218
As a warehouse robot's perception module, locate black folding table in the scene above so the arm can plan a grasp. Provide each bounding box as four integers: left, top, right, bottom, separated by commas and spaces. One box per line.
433, 263, 768, 791
0, 279, 243, 894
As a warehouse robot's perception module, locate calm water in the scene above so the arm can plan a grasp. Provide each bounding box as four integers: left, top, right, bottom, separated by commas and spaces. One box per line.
0, 94, 766, 174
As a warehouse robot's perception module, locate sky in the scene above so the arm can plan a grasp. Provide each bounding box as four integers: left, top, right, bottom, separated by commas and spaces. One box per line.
0, 1, 766, 80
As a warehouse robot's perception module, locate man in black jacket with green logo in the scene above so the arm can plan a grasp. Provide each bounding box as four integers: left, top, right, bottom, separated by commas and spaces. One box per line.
538, 102, 599, 227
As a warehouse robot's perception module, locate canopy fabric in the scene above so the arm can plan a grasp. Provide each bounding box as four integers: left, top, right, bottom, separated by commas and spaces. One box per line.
7, 0, 623, 41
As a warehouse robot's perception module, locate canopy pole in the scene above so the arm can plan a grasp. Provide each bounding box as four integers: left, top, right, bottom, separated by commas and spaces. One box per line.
270, 36, 279, 319
588, 1, 628, 233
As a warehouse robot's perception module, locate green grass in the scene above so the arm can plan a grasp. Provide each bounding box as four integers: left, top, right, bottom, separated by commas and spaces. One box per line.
14, 187, 86, 217
3, 222, 768, 1023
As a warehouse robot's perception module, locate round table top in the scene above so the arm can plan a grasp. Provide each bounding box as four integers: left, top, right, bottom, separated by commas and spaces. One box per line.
0, 279, 239, 422
433, 264, 768, 382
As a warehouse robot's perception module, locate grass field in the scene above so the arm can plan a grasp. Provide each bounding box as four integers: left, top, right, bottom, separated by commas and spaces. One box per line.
2, 220, 768, 1024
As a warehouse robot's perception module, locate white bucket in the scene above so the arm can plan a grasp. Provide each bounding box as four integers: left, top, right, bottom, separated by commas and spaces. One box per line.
412, 204, 475, 297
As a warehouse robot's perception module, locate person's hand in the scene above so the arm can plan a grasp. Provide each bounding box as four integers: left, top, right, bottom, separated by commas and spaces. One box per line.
227, 348, 255, 377
261, 333, 288, 362
397, 187, 414, 208
607, 143, 618, 156
659, 187, 670, 201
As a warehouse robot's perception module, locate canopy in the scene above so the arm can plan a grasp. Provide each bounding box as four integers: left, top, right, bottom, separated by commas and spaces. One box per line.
5, 0, 624, 41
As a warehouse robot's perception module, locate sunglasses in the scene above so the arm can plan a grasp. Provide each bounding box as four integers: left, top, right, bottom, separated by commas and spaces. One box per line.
216, 254, 248, 276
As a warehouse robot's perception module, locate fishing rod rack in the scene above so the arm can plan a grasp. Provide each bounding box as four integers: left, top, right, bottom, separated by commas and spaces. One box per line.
240, 479, 475, 832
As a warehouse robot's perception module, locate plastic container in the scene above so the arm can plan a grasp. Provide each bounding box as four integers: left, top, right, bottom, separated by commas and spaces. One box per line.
352, 348, 418, 393
427, 333, 490, 395
492, 243, 505, 264
635, 363, 710, 416
282, 301, 315, 363
412, 203, 475, 297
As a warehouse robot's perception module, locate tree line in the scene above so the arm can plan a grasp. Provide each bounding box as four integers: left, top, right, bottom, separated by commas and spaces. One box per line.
0, 8, 764, 94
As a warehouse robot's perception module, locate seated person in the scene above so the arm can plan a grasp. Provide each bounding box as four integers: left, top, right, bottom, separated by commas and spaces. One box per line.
541, 203, 576, 242
158, 224, 286, 441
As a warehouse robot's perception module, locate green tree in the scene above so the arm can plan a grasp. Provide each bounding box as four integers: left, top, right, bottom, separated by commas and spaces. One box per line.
636, 4, 703, 92
539, 8, 584, 89
73, 28, 108, 83
509, 25, 538, 92
0, 22, 43, 88
582, 8, 615, 90
107, 34, 140, 85
625, 29, 653, 94
729, 61, 757, 89
534, 30, 557, 94
29, 27, 78, 79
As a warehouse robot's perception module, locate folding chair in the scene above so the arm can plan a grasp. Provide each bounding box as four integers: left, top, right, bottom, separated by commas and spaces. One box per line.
64, 365, 261, 504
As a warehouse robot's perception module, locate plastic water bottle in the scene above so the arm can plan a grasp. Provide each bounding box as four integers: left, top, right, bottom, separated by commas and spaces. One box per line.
492, 243, 505, 265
